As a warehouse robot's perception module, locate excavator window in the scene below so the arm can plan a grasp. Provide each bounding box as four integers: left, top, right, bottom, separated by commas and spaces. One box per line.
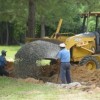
81, 12, 100, 53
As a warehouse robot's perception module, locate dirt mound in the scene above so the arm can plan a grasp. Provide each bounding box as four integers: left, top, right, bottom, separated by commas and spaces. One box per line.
6, 59, 100, 87
6, 61, 14, 77
71, 66, 100, 87
39, 64, 100, 86
18, 77, 44, 84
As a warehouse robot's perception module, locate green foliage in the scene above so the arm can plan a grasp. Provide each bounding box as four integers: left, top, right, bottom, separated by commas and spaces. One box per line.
0, 0, 100, 42
0, 0, 28, 43
76, 0, 100, 12
36, 0, 81, 35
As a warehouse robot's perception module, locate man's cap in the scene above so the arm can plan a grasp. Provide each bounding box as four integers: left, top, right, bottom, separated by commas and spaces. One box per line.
59, 43, 66, 47
1, 50, 7, 54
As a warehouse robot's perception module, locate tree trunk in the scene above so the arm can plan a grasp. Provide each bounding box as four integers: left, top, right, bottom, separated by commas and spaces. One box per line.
27, 0, 35, 38
41, 16, 45, 38
6, 22, 9, 45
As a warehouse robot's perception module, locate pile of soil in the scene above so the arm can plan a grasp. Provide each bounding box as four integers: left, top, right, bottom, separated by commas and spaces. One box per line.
18, 77, 43, 84
71, 66, 100, 87
6, 61, 14, 77
47, 65, 100, 87
6, 59, 100, 87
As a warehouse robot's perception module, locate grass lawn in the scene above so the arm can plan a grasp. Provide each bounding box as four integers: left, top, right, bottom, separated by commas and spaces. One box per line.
0, 46, 21, 60
0, 77, 69, 100
0, 77, 100, 100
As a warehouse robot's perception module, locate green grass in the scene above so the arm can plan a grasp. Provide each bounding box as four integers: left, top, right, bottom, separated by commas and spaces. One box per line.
36, 59, 51, 66
0, 77, 100, 100
0, 77, 68, 100
0, 46, 21, 60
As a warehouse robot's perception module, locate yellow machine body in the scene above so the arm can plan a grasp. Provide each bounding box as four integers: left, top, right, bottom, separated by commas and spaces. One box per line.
65, 33, 96, 62
26, 12, 100, 70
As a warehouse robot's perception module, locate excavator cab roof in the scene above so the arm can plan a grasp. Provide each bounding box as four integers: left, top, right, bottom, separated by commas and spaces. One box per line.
81, 12, 100, 17
81, 12, 100, 33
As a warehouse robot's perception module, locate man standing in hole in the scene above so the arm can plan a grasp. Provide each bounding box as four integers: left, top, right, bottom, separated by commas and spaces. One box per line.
57, 43, 71, 84
0, 50, 9, 76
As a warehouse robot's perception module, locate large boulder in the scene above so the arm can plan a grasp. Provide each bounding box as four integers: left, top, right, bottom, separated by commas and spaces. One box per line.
14, 40, 61, 78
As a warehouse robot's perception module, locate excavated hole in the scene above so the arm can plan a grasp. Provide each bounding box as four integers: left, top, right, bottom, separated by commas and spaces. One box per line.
35, 59, 60, 82
6, 60, 100, 86
13, 40, 61, 79
6, 59, 60, 83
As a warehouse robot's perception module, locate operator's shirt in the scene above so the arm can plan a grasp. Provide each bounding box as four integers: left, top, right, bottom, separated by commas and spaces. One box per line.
57, 48, 70, 63
0, 55, 7, 67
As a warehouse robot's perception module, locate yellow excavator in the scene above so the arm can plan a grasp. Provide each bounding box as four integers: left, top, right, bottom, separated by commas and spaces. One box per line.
50, 12, 100, 70
26, 12, 100, 70
65, 12, 100, 70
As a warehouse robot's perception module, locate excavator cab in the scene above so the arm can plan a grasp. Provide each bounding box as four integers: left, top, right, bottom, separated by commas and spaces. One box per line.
81, 12, 100, 53
65, 12, 100, 70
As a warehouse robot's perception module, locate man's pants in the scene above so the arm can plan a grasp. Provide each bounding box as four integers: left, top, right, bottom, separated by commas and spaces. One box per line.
60, 62, 71, 84
0, 67, 9, 76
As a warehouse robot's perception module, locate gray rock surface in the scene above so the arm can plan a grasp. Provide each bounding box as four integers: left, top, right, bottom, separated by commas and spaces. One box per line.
14, 40, 61, 78
46, 82, 82, 89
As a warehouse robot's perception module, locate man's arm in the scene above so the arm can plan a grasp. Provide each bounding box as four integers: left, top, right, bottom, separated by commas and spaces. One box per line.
56, 51, 61, 64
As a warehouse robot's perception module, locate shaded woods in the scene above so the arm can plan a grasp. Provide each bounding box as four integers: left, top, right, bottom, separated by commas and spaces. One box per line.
0, 0, 100, 45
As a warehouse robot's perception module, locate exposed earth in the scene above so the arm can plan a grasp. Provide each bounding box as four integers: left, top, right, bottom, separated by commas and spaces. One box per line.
6, 61, 100, 93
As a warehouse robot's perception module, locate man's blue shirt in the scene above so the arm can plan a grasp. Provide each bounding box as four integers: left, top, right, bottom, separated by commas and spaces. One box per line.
57, 48, 70, 62
0, 55, 7, 67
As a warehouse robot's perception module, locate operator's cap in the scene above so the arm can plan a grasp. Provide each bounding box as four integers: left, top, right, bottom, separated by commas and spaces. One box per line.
59, 43, 66, 47
1, 50, 7, 54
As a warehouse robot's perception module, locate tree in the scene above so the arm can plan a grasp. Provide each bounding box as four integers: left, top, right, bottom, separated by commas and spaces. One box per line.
0, 0, 28, 44
36, 0, 80, 37
0, 0, 100, 45
27, 0, 35, 38
76, 0, 100, 12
